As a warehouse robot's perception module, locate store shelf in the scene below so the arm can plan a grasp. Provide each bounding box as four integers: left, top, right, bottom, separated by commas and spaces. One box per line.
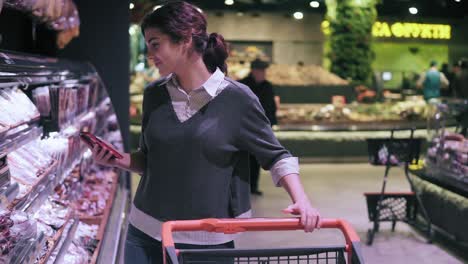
11, 232, 46, 264
59, 109, 96, 134
96, 178, 130, 264
20, 157, 83, 214
37, 212, 73, 264
0, 125, 8, 139
54, 158, 81, 187
0, 125, 42, 154
1, 50, 127, 263
0, 182, 19, 210
411, 167, 468, 198
21, 174, 57, 214
276, 120, 430, 132
95, 107, 114, 136
46, 217, 79, 264
10, 160, 58, 211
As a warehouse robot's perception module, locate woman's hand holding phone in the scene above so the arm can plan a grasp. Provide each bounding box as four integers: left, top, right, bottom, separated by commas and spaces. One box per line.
91, 143, 123, 167
80, 132, 128, 168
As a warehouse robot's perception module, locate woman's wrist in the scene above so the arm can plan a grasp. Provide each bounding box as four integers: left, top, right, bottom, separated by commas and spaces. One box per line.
113, 153, 130, 170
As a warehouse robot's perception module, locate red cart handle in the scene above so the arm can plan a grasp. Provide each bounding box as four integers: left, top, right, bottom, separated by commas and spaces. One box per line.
162, 218, 361, 264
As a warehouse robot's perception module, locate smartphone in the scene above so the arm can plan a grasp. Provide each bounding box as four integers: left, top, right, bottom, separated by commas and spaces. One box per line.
79, 132, 124, 159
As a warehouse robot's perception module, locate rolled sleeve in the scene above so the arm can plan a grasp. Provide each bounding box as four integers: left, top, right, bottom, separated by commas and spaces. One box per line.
270, 157, 299, 187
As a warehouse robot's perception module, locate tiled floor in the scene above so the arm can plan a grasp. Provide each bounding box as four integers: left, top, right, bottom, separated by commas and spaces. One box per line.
236, 163, 466, 264
130, 163, 467, 263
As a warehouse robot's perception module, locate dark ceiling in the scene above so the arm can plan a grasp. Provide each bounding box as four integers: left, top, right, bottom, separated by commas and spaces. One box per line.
165, 0, 468, 19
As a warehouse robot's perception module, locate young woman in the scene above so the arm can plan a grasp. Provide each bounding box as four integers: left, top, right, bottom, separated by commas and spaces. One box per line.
90, 1, 321, 263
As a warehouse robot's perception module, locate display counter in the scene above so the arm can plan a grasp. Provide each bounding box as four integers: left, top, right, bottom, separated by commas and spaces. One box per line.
408, 100, 468, 244
274, 129, 428, 162
410, 169, 468, 243
0, 50, 130, 264
274, 85, 354, 104
276, 120, 428, 131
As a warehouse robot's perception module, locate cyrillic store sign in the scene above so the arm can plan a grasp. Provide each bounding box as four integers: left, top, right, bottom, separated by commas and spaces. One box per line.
321, 21, 451, 40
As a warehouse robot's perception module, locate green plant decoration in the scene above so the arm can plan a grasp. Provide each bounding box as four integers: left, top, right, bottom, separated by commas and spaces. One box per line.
326, 0, 378, 85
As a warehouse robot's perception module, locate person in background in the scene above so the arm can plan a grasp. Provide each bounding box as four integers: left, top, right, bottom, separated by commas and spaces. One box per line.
239, 58, 277, 196
453, 59, 468, 100
417, 60, 450, 101
440, 63, 453, 97
453, 59, 468, 135
86, 2, 320, 263
453, 61, 462, 77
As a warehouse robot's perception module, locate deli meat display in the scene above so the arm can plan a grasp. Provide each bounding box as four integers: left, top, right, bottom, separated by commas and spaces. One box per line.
0, 50, 130, 264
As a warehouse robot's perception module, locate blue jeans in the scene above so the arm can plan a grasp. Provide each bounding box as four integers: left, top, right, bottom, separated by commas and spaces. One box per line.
124, 224, 235, 264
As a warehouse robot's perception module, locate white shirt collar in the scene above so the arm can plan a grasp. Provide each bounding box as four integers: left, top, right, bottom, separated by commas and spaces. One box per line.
201, 68, 225, 97
168, 68, 224, 97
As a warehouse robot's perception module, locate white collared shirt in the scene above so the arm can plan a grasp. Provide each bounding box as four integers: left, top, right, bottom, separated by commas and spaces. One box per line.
166, 68, 226, 122
129, 68, 299, 245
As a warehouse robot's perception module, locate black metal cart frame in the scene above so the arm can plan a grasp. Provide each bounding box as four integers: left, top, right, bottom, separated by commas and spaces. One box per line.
365, 129, 432, 245
162, 218, 364, 264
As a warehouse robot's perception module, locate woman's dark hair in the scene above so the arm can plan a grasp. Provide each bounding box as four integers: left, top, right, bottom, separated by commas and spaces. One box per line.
141, 1, 228, 73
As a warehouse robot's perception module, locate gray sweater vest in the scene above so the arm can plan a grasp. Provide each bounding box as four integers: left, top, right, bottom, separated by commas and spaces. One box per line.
134, 77, 291, 221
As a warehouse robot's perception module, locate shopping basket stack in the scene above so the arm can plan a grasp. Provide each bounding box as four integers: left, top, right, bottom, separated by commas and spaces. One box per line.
364, 129, 432, 245
162, 218, 364, 264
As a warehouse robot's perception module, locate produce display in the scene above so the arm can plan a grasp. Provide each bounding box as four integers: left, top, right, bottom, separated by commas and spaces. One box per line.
129, 62, 348, 101
277, 100, 429, 125
227, 45, 270, 65
226, 62, 349, 86
129, 68, 160, 96
266, 64, 349, 86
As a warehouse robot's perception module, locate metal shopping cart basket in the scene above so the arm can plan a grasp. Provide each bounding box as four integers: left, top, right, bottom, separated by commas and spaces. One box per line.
162, 218, 364, 264
364, 129, 432, 245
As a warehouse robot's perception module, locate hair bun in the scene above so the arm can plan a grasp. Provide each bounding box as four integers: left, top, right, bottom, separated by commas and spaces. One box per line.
203, 32, 228, 74
208, 33, 218, 41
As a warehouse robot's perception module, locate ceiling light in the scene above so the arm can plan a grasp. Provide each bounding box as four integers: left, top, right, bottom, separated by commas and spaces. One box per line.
129, 3, 134, 10
409, 7, 418, 15
225, 0, 234, 6
293, 11, 304, 20
153, 5, 162, 11
310, 1, 320, 8
455, 0, 461, 2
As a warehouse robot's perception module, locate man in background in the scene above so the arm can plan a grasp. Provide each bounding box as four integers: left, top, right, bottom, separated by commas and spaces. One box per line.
239, 58, 277, 196
453, 59, 468, 135
453, 59, 468, 99
440, 63, 453, 97
417, 61, 450, 101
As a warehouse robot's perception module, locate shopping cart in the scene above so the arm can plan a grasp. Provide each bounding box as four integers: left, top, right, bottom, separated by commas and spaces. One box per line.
364, 129, 432, 245
162, 217, 364, 264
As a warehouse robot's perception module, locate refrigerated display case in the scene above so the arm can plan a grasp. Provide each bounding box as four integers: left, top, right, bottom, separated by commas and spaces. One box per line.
410, 99, 468, 244
0, 50, 130, 264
